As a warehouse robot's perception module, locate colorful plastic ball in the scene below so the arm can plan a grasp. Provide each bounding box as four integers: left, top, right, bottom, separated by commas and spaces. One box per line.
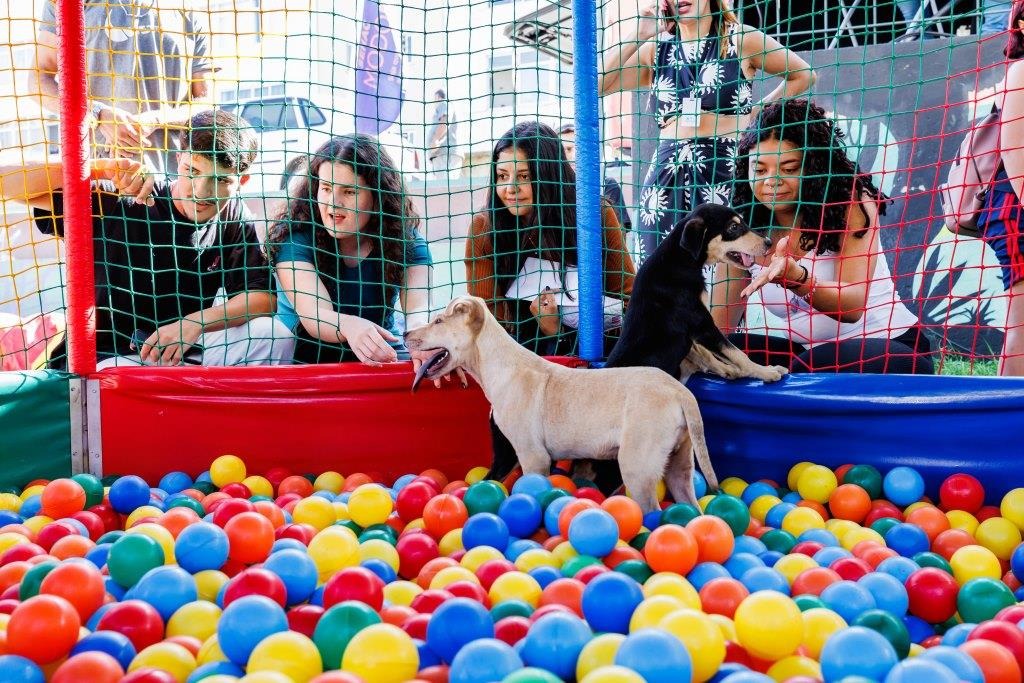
957, 577, 1017, 623
223, 511, 274, 565
581, 571, 644, 634
498, 495, 543, 538
740, 566, 789, 594
613, 628, 692, 683
0, 655, 44, 683
853, 608, 912, 659
72, 631, 137, 671
885, 523, 931, 558
347, 485, 394, 528
883, 467, 925, 507
733, 590, 802, 660
975, 518, 1022, 561
967, 620, 1024, 671
426, 597, 494, 663
462, 513, 510, 552
950, 544, 1001, 583
820, 580, 876, 624
797, 465, 838, 504
820, 626, 899, 682
938, 474, 984, 514
127, 642, 196, 681
108, 476, 152, 514
7, 594, 81, 664
166, 601, 221, 643
216, 595, 288, 666
706, 495, 751, 536
800, 607, 848, 659
39, 559, 105, 621
644, 525, 698, 575
942, 623, 977, 647
568, 509, 619, 558
424, 495, 470, 539
449, 638, 523, 683
126, 565, 198, 621
246, 631, 323, 683
658, 608, 726, 682
829, 484, 873, 523
40, 479, 87, 519
1001, 488, 1024, 532
959, 639, 1023, 683
884, 658, 959, 683
105, 536, 160, 590
96, 600, 165, 651
520, 612, 592, 680
905, 568, 959, 623
858, 571, 909, 616
341, 623, 419, 683
210, 455, 246, 488
263, 548, 318, 605
578, 665, 646, 683
313, 601, 381, 670
576, 633, 625, 681
920, 645, 985, 683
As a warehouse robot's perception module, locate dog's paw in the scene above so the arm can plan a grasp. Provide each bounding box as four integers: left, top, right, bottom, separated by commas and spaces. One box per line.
758, 365, 789, 383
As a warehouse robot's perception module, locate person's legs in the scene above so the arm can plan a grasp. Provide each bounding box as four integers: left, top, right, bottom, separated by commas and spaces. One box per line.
727, 333, 803, 370
199, 316, 295, 366
95, 354, 145, 370
981, 0, 1012, 35
1001, 281, 1024, 375
795, 330, 935, 374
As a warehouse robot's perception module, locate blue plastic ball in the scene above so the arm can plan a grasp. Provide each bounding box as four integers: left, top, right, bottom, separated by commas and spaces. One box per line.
108, 475, 152, 514
217, 595, 289, 666
741, 482, 778, 506
724, 552, 765, 579
758, 550, 784, 567
733, 536, 767, 556
814, 547, 852, 566
614, 628, 693, 683
720, 673, 775, 683
0, 511, 22, 527
462, 513, 511, 552
885, 523, 931, 558
884, 658, 959, 683
0, 655, 43, 683
741, 567, 790, 594
361, 558, 398, 585
543, 497, 573, 536
125, 565, 197, 621
84, 543, 112, 569
693, 471, 708, 499
174, 521, 229, 573
498, 494, 543, 538
271, 538, 307, 553
528, 565, 562, 589
568, 508, 619, 558
709, 663, 753, 683
642, 509, 663, 530
19, 495, 41, 518
520, 612, 592, 679
186, 661, 246, 683
158, 471, 193, 495
765, 502, 795, 529
877, 556, 921, 584
415, 638, 442, 669
883, 467, 925, 507
87, 601, 115, 630
798, 528, 840, 547
580, 571, 643, 634
940, 622, 976, 646
688, 562, 731, 591
820, 626, 899, 681
858, 572, 910, 616
426, 597, 495, 663
919, 645, 985, 683
902, 615, 935, 644
1011, 542, 1024, 583
71, 630, 137, 670
263, 548, 318, 605
511, 473, 553, 500
449, 638, 524, 683
821, 580, 878, 623
505, 539, 542, 562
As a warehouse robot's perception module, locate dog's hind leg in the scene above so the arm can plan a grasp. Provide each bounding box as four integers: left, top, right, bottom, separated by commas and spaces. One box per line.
618, 426, 673, 514
664, 439, 700, 508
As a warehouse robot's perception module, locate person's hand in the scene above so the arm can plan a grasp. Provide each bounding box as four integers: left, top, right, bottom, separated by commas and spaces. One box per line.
529, 287, 561, 336
135, 319, 203, 366
636, 2, 664, 41
740, 235, 801, 298
339, 316, 399, 366
411, 349, 468, 389
95, 105, 151, 151
93, 158, 157, 206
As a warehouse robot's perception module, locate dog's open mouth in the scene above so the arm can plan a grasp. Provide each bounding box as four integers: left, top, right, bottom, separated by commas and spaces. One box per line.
411, 348, 451, 391
727, 251, 756, 269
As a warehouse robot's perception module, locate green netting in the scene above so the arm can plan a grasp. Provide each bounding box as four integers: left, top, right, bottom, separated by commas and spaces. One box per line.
0, 0, 1018, 376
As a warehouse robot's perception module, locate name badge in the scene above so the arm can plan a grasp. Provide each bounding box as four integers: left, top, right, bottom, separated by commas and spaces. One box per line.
677, 97, 702, 128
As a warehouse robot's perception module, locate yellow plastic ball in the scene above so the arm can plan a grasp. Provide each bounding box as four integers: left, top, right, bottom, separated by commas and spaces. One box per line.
904, 502, 933, 515
642, 573, 701, 610
332, 502, 350, 522
515, 548, 560, 573
429, 565, 479, 590
0, 493, 22, 512
840, 527, 884, 551
975, 517, 1022, 561
782, 507, 826, 538
22, 516, 54, 536
708, 614, 737, 642
801, 607, 848, 659
313, 471, 345, 494
210, 455, 246, 488
767, 655, 822, 682
194, 570, 230, 603
659, 608, 726, 683
579, 666, 646, 683
241, 673, 293, 683
20, 484, 45, 501
950, 544, 1002, 583
167, 601, 221, 642
628, 595, 685, 632
127, 522, 176, 564
0, 613, 10, 632
825, 519, 859, 541
247, 631, 323, 683
774, 553, 819, 586
439, 528, 464, 556
0, 532, 28, 555
460, 546, 505, 573
308, 526, 360, 583
1001, 488, 1024, 531
465, 467, 490, 485
383, 580, 423, 607
292, 497, 336, 531
787, 462, 816, 491
946, 510, 980, 535
404, 518, 426, 532
241, 476, 274, 499
125, 506, 165, 529
796, 465, 838, 504
734, 591, 803, 661
750, 495, 783, 523
551, 541, 580, 567
489, 571, 542, 607
720, 477, 748, 498
576, 634, 627, 681
697, 495, 715, 512
908, 643, 926, 658
341, 624, 418, 683
347, 484, 394, 528
129, 642, 197, 681
197, 634, 227, 665
359, 538, 400, 571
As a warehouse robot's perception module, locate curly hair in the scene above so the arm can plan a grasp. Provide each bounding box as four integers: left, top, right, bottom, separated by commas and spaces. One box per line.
267, 134, 419, 301
733, 99, 885, 255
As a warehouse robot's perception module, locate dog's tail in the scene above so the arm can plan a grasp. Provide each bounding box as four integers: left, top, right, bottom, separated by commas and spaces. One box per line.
680, 391, 718, 493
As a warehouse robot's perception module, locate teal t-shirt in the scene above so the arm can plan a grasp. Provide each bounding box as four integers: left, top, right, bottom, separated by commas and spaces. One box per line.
273, 227, 431, 363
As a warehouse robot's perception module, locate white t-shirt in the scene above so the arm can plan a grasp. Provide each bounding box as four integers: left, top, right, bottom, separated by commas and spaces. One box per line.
504, 257, 624, 330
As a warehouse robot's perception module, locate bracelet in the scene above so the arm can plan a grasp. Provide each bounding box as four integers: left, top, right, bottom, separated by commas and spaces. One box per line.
785, 265, 809, 290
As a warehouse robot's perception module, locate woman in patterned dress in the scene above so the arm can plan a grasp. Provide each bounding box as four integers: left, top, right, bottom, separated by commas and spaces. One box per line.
600, 0, 815, 259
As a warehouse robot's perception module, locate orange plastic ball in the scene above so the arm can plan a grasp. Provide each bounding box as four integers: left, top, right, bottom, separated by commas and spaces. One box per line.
601, 496, 644, 541
905, 505, 951, 543
699, 577, 750, 618
40, 480, 87, 520
422, 495, 469, 540
960, 639, 1022, 683
828, 484, 872, 523
687, 515, 735, 564
644, 525, 698, 575
224, 511, 274, 564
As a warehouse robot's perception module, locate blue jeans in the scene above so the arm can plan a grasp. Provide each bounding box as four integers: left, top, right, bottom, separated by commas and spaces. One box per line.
981, 0, 1012, 35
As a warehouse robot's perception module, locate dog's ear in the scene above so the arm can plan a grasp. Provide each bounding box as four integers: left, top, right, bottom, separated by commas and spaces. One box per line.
679, 216, 707, 259
452, 298, 486, 333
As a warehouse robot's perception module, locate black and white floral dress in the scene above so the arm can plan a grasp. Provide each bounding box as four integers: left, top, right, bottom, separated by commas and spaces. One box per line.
638, 23, 753, 259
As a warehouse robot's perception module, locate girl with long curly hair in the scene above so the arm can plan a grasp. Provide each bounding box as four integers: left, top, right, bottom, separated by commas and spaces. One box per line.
713, 99, 934, 374
267, 135, 430, 365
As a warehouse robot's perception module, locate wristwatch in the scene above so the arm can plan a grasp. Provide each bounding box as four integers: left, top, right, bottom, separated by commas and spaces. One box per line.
90, 101, 105, 124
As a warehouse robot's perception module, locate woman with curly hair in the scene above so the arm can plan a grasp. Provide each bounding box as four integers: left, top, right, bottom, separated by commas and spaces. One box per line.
268, 134, 430, 365
713, 99, 934, 374
600, 0, 813, 258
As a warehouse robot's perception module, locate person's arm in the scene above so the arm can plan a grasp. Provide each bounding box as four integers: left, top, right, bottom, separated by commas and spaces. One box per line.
1002, 61, 1024, 201
0, 158, 155, 212
401, 264, 431, 330
601, 205, 636, 303
711, 262, 750, 333
741, 27, 816, 110
464, 214, 512, 326
133, 71, 215, 129
598, 3, 659, 96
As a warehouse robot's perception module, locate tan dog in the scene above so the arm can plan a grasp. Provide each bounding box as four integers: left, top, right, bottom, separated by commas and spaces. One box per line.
406, 296, 716, 511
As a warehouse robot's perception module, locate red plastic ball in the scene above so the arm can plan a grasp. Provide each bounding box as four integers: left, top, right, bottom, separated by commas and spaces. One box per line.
223, 511, 274, 564
529, 604, 575, 623
475, 558, 516, 590
322, 567, 385, 611
70, 511, 106, 541
219, 482, 252, 499
968, 620, 1024, 669
791, 541, 825, 557
575, 487, 605, 504
699, 577, 750, 618
977, 505, 1002, 522
422, 494, 469, 540
395, 532, 440, 580
830, 557, 873, 581
539, 578, 585, 617
120, 668, 178, 683
574, 564, 610, 584
278, 475, 314, 498
960, 640, 1022, 683
939, 474, 985, 513
401, 612, 430, 639
396, 481, 439, 522
39, 560, 105, 621
35, 522, 77, 552
444, 580, 490, 607
905, 568, 959, 624
791, 567, 843, 596
494, 615, 531, 645
211, 498, 255, 527
7, 594, 81, 664
223, 567, 288, 608
40, 479, 87, 519
409, 588, 454, 614
274, 523, 316, 545
287, 604, 324, 638
932, 529, 976, 561
95, 599, 165, 651
1, 543, 45, 565
51, 651, 123, 683
996, 605, 1024, 626
381, 605, 416, 627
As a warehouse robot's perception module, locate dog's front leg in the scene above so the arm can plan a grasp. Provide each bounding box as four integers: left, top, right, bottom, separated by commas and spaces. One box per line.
690, 317, 788, 383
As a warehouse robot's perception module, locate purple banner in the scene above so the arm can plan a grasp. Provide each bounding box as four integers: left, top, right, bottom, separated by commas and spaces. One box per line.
355, 0, 403, 135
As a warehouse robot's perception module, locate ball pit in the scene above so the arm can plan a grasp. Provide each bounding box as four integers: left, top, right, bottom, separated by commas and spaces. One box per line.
0, 460, 1022, 682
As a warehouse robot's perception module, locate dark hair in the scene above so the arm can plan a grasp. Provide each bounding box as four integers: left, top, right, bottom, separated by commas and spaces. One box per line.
486, 121, 578, 294
733, 99, 884, 255
557, 123, 575, 136
181, 109, 258, 173
1005, 0, 1024, 59
279, 153, 309, 192
435, 88, 446, 99
267, 134, 419, 299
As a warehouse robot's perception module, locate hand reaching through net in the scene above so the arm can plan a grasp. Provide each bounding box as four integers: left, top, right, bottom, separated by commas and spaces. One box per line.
741, 235, 799, 299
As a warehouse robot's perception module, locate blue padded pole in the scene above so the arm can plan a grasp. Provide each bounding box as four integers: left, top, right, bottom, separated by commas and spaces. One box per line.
572, 0, 603, 362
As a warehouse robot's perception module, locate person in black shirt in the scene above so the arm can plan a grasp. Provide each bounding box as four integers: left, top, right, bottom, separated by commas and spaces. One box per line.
0, 109, 294, 369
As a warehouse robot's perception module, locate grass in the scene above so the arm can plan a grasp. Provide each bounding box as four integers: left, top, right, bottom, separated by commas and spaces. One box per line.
938, 352, 1000, 376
